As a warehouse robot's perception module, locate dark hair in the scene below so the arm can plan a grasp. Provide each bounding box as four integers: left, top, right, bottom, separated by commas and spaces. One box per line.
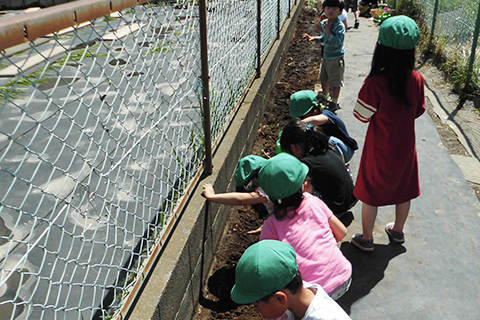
280, 118, 330, 157
258, 270, 303, 303
323, 0, 345, 10
236, 178, 270, 219
273, 188, 304, 220
369, 42, 416, 107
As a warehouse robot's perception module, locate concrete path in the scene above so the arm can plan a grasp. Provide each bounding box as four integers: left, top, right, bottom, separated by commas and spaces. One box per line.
332, 15, 480, 319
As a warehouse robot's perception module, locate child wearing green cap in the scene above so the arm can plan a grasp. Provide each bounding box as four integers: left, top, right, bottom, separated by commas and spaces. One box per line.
202, 153, 331, 234
231, 240, 351, 319
202, 155, 274, 219
257, 153, 352, 300
283, 89, 358, 163
279, 118, 357, 227
351, 15, 425, 251
303, 0, 346, 112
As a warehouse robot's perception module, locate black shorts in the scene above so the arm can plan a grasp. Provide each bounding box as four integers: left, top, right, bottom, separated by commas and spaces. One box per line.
345, 0, 358, 11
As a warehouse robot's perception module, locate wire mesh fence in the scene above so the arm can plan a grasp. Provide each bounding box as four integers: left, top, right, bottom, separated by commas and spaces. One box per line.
415, 0, 480, 160
421, 0, 480, 88
0, 3, 204, 320
383, 0, 480, 158
384, 0, 480, 88
420, 0, 478, 44
206, 0, 292, 142
0, 0, 297, 319
206, 0, 257, 142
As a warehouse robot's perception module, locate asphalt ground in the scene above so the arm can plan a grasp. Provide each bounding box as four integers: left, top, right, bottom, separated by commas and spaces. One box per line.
331, 15, 480, 319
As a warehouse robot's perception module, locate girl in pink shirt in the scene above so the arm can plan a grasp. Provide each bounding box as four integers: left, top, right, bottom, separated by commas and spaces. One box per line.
257, 153, 352, 299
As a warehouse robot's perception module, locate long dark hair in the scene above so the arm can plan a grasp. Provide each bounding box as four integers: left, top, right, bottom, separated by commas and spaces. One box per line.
273, 188, 304, 220
280, 118, 330, 157
369, 42, 415, 107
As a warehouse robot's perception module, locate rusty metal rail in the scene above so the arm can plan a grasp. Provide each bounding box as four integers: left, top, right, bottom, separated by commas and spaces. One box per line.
0, 0, 149, 51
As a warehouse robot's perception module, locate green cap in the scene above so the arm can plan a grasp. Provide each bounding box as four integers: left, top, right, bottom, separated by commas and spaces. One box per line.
378, 15, 419, 50
289, 90, 318, 118
234, 155, 267, 187
258, 153, 309, 200
275, 131, 285, 155
231, 240, 298, 305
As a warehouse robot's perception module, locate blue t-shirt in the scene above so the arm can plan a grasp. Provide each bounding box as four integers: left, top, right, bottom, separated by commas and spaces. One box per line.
316, 18, 345, 60
321, 110, 358, 151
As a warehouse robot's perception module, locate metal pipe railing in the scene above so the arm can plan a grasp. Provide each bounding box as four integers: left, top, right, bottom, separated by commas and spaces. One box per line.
0, 0, 149, 51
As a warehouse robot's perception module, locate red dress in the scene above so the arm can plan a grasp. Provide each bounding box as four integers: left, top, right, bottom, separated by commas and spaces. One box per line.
353, 70, 425, 206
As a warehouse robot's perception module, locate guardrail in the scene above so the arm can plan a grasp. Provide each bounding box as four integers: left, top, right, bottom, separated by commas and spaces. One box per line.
0, 0, 296, 319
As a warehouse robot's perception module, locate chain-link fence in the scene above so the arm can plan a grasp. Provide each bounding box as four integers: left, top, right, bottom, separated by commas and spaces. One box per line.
0, 0, 296, 319
419, 0, 479, 89
385, 0, 480, 89
419, 0, 477, 44
417, 0, 480, 160
383, 0, 480, 159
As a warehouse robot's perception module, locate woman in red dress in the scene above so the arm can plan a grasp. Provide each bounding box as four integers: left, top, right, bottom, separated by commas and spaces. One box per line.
351, 16, 425, 251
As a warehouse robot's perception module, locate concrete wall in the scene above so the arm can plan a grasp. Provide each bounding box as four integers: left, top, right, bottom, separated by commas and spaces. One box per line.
128, 1, 305, 319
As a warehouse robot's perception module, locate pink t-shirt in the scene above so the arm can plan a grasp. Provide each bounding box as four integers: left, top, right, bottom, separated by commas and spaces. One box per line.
260, 193, 352, 294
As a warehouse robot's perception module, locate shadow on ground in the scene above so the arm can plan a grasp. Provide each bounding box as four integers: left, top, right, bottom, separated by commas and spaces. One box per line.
199, 265, 239, 313
337, 243, 407, 314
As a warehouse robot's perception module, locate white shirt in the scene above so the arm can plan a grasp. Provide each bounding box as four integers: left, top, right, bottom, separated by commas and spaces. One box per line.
275, 282, 352, 320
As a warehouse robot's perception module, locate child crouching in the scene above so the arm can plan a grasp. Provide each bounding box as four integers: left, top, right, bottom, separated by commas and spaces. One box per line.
258, 153, 352, 299
231, 240, 351, 319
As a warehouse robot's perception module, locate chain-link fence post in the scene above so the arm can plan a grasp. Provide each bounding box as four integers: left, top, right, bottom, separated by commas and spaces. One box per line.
257, 0, 262, 78
277, 0, 281, 39
428, 0, 440, 50
199, 0, 212, 175
466, 0, 480, 92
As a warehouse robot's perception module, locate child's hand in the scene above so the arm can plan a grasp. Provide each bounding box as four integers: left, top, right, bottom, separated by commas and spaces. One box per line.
322, 20, 332, 32
247, 225, 263, 235
202, 183, 215, 199
302, 33, 316, 42
322, 19, 333, 35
